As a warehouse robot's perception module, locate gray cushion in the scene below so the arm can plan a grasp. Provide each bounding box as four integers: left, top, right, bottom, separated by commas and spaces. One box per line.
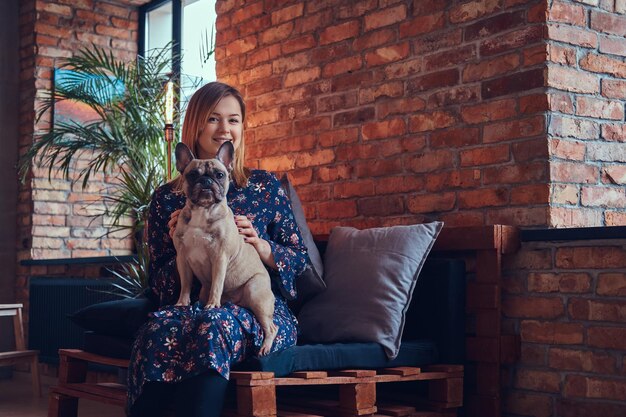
279, 174, 326, 301
297, 222, 443, 359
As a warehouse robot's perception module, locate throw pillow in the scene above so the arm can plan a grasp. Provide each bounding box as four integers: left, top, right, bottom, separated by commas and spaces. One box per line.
69, 296, 155, 339
297, 221, 444, 359
279, 174, 326, 301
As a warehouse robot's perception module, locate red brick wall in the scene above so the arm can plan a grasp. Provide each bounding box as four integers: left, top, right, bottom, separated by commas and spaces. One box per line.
546, 0, 626, 227
215, 0, 626, 233
502, 238, 626, 417
215, 0, 551, 234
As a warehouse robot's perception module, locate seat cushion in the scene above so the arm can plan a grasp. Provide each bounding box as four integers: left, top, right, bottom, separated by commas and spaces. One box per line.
83, 331, 134, 359
82, 333, 438, 378
69, 295, 155, 339
234, 340, 438, 377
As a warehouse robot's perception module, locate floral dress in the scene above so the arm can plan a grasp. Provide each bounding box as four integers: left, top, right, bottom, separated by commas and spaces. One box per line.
127, 170, 309, 409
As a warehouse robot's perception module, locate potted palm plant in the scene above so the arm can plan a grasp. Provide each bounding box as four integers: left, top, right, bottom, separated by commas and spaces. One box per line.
19, 45, 178, 295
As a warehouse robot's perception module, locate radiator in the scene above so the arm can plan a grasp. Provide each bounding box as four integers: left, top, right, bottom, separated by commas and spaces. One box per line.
29, 277, 118, 364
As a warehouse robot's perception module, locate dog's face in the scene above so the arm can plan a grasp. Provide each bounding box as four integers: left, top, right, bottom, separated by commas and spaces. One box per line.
175, 141, 234, 206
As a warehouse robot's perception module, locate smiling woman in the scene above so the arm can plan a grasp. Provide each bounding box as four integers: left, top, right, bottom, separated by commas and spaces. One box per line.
126, 81, 311, 417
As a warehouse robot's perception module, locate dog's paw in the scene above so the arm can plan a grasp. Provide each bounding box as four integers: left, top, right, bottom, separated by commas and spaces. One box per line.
204, 300, 221, 309
258, 324, 278, 356
175, 297, 191, 307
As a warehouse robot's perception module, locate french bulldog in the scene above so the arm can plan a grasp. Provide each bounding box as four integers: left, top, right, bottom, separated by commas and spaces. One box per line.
172, 141, 277, 356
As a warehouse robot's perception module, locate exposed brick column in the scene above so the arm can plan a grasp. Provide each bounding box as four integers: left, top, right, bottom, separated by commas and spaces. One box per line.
502, 238, 626, 417
546, 1, 626, 227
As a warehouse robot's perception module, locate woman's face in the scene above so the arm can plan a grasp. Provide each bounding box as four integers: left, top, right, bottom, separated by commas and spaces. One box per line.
196, 94, 243, 160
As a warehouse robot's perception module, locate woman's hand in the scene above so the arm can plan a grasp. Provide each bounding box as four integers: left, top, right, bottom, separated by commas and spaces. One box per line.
234, 215, 276, 269
168, 209, 181, 239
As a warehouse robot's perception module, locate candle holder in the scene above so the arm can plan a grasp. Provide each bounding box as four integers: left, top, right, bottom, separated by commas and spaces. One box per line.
164, 123, 174, 181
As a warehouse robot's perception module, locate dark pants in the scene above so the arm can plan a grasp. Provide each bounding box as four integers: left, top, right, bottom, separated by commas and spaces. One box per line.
129, 370, 228, 417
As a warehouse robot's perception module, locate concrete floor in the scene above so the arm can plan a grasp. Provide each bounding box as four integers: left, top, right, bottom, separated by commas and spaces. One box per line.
0, 370, 125, 417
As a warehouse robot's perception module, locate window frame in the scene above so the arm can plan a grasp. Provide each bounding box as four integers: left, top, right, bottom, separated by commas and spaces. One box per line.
138, 0, 182, 81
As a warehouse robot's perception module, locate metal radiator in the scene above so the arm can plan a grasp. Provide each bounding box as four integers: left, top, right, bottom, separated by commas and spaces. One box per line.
28, 277, 117, 364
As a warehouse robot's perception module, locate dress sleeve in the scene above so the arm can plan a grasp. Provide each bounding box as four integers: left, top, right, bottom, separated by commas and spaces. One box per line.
146, 185, 182, 307
264, 174, 310, 300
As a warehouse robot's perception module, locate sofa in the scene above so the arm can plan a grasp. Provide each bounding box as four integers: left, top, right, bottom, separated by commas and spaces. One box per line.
56, 221, 467, 417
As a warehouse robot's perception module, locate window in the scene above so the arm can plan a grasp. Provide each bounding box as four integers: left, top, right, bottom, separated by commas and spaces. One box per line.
139, 0, 216, 104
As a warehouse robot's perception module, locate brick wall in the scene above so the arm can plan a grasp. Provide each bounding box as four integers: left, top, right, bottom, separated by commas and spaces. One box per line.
546, 0, 626, 227
502, 237, 626, 417
215, 0, 552, 233
215, 0, 626, 233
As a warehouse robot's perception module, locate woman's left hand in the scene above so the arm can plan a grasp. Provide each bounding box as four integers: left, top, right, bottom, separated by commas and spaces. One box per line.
234, 215, 276, 269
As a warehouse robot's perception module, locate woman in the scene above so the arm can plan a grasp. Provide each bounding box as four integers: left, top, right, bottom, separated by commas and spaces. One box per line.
128, 82, 309, 417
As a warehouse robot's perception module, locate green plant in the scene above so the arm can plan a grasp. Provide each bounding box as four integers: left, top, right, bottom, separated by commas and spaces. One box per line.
106, 239, 151, 298
19, 45, 176, 238
18, 45, 180, 296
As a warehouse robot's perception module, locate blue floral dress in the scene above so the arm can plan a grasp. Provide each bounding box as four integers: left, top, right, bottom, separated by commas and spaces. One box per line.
127, 170, 309, 409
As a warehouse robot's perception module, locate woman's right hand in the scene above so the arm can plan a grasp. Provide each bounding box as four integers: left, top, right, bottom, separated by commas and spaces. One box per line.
168, 209, 181, 239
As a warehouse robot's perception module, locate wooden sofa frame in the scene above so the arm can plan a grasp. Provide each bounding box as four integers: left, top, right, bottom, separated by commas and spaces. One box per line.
48, 225, 519, 417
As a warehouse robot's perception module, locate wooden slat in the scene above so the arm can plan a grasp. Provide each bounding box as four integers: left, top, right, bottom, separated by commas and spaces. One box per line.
51, 383, 126, 407
0, 350, 39, 360
499, 225, 520, 254
249, 370, 461, 387
0, 308, 19, 317
423, 365, 463, 373
0, 303, 23, 309
59, 349, 129, 369
236, 385, 277, 416
378, 367, 421, 376
428, 377, 463, 404
48, 392, 79, 417
476, 250, 501, 283
433, 226, 501, 252
339, 382, 377, 414
331, 369, 377, 378
231, 371, 275, 381
376, 403, 416, 417
290, 371, 328, 379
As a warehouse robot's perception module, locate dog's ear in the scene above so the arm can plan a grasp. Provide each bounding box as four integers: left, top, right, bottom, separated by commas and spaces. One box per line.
216, 141, 234, 172
175, 142, 195, 173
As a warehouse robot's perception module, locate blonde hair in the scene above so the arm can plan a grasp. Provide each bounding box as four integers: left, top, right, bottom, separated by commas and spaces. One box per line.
171, 82, 249, 190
